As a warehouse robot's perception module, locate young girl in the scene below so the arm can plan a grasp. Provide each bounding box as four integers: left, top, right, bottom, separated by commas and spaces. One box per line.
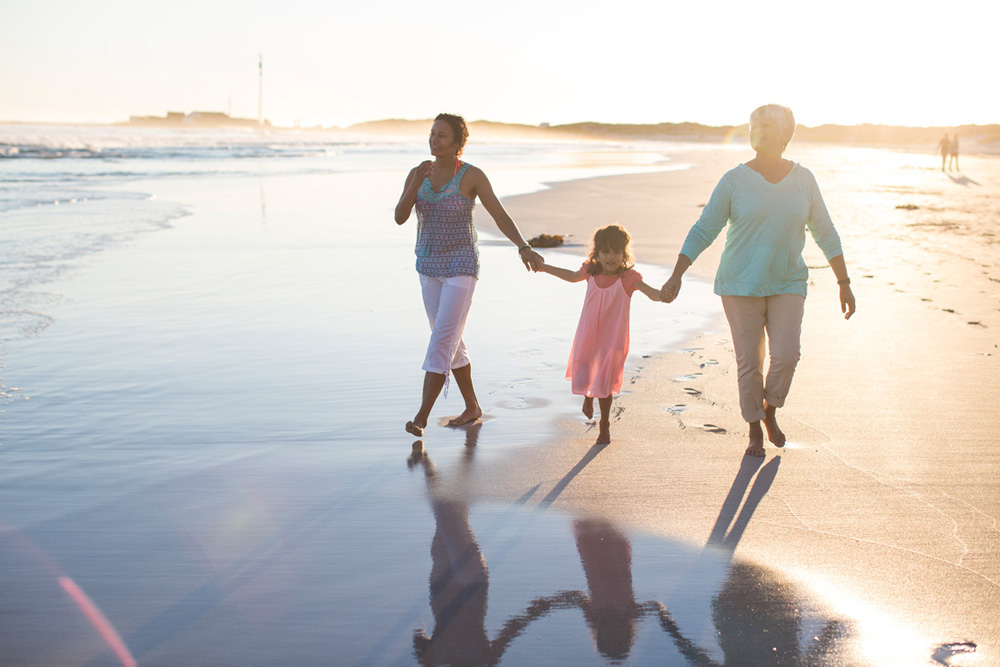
539, 224, 662, 444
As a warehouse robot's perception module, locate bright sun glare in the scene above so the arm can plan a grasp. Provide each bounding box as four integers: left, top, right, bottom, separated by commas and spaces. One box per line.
0, 0, 996, 128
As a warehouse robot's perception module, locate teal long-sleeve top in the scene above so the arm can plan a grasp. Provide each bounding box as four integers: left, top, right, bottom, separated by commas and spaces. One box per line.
679, 163, 844, 297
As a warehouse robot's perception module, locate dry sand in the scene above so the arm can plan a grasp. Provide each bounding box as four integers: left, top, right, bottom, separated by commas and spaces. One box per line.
472, 144, 1000, 660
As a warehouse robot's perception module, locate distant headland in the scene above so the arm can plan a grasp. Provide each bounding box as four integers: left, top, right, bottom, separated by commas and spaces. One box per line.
347, 118, 1000, 153
118, 112, 999, 153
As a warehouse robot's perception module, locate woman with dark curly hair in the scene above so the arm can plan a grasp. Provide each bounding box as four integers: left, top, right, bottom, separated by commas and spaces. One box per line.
661, 104, 856, 457
395, 113, 544, 437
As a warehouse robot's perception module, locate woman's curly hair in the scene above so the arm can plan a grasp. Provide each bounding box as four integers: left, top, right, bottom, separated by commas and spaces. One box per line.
585, 224, 635, 276
435, 113, 469, 156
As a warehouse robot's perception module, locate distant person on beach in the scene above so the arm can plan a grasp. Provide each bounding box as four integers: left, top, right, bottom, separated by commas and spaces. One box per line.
395, 113, 544, 437
936, 133, 951, 171
537, 224, 663, 444
661, 104, 856, 458
949, 134, 960, 171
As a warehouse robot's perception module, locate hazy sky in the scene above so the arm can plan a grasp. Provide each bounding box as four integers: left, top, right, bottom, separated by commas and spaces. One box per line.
1, 0, 995, 128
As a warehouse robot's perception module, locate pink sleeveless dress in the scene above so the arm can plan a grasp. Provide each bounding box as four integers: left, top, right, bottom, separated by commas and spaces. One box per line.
567, 266, 642, 398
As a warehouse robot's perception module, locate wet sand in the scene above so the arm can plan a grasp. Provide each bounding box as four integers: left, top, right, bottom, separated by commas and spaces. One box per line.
1, 140, 996, 665
480, 144, 1000, 662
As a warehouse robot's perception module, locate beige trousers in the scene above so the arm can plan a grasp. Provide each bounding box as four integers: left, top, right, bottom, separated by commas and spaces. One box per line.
721, 294, 805, 423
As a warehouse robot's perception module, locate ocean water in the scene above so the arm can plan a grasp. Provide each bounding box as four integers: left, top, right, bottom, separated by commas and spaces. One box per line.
0, 124, 719, 456
1, 125, 910, 665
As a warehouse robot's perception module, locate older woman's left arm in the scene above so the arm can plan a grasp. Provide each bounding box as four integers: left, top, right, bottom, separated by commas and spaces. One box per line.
468, 167, 544, 271
828, 254, 856, 319
804, 172, 855, 319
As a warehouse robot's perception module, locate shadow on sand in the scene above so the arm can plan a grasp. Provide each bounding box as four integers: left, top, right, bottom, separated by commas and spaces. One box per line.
947, 171, 981, 186
407, 440, 869, 665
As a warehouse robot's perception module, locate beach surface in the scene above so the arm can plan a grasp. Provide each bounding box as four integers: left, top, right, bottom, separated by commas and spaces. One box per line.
488, 144, 1000, 662
0, 132, 997, 665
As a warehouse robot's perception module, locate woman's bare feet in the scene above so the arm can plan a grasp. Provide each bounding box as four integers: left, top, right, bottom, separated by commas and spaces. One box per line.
405, 419, 426, 437
597, 422, 611, 445
582, 397, 594, 419
762, 403, 786, 447
745, 422, 765, 457
447, 406, 483, 427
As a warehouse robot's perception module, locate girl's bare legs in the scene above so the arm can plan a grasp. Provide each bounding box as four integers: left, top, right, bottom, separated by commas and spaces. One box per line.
582, 397, 594, 419
597, 396, 613, 444
406, 371, 446, 436
447, 363, 483, 427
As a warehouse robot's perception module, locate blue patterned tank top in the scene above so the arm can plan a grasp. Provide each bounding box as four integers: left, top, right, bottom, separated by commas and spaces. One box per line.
414, 163, 479, 278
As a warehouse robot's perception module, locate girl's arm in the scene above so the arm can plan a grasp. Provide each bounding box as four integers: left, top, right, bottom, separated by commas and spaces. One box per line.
395, 161, 431, 224
466, 167, 544, 271
539, 263, 586, 283
634, 280, 663, 302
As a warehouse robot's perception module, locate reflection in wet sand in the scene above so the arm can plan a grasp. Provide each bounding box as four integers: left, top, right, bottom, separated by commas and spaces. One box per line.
408, 439, 875, 665
573, 519, 640, 660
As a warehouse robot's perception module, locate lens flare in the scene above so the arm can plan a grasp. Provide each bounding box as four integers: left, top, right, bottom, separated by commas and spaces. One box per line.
58, 577, 136, 667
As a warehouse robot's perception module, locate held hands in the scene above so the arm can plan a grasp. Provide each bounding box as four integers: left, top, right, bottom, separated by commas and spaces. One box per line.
520, 247, 544, 272
660, 275, 682, 303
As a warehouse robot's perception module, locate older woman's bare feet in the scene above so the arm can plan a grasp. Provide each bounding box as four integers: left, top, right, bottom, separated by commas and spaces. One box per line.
582, 397, 594, 420
763, 403, 786, 447
745, 422, 765, 457
405, 419, 425, 437
447, 406, 483, 427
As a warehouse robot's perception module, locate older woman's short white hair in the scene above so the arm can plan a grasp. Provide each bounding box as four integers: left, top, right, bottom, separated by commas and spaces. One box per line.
750, 104, 796, 147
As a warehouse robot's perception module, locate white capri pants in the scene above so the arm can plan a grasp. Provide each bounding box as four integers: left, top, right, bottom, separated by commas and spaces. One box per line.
721, 293, 805, 423
420, 274, 477, 376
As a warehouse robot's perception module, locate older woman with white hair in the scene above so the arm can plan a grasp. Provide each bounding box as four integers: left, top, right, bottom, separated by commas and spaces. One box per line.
660, 104, 856, 457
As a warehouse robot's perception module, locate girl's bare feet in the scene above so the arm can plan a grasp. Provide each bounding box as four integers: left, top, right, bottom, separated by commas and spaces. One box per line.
745, 422, 765, 457
762, 403, 786, 447
447, 406, 483, 427
405, 419, 426, 437
597, 422, 611, 445
582, 397, 594, 419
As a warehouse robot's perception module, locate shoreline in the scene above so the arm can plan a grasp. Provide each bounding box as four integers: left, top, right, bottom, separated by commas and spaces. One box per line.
475, 143, 1000, 658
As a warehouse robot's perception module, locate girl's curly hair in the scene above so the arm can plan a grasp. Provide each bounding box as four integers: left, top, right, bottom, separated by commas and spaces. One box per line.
585, 224, 635, 275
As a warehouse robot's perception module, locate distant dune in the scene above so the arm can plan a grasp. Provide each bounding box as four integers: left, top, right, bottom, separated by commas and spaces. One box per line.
347, 118, 1000, 154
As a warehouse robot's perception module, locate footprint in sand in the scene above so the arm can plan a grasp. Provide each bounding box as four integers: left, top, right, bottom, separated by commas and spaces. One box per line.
665, 404, 687, 414
684, 387, 702, 397
495, 397, 550, 410
700, 359, 719, 368
674, 373, 702, 382
700, 424, 727, 434
932, 642, 977, 665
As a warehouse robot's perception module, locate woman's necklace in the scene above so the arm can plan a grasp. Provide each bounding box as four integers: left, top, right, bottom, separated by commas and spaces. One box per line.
431, 158, 461, 179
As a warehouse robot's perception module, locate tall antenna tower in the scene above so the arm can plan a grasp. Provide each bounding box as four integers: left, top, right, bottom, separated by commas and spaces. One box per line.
257, 53, 263, 127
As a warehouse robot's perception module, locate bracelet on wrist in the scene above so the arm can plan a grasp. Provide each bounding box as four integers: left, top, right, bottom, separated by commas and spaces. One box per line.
838, 277, 851, 285
518, 244, 531, 253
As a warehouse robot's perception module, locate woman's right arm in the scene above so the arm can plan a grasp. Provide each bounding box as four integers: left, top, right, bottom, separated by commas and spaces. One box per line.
539, 263, 585, 283
660, 175, 732, 301
394, 161, 431, 225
